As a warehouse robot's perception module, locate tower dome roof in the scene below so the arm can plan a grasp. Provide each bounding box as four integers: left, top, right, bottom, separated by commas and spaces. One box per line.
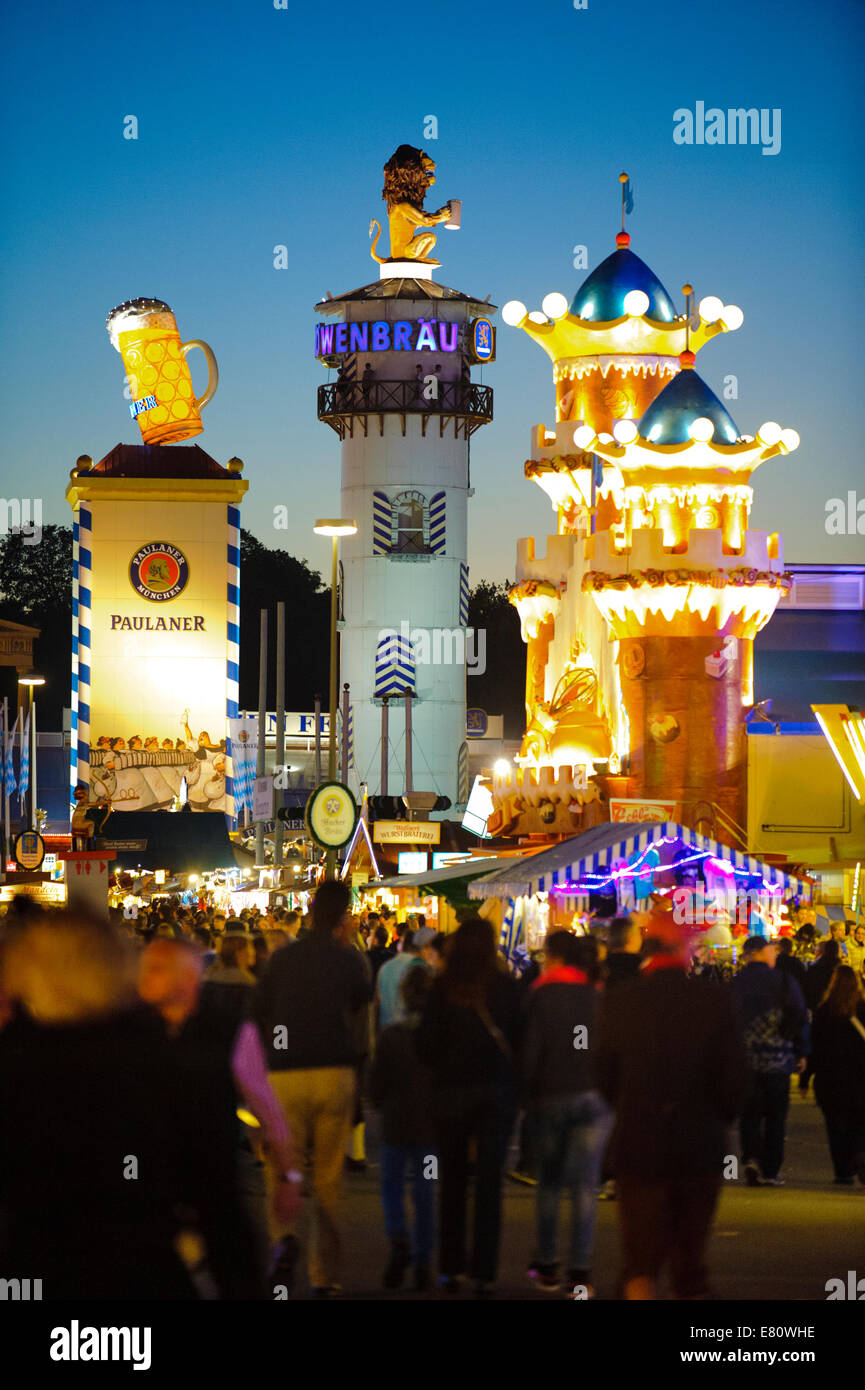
570, 247, 677, 323
638, 369, 740, 445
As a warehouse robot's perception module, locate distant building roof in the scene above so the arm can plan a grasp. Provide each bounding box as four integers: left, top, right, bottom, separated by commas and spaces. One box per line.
775, 564, 865, 612
0, 617, 40, 638
81, 443, 234, 480
315, 279, 495, 315
755, 565, 865, 721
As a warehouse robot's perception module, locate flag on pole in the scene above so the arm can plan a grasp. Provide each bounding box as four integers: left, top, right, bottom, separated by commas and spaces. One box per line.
228, 716, 257, 817
19, 709, 31, 810
623, 178, 634, 215
5, 711, 19, 801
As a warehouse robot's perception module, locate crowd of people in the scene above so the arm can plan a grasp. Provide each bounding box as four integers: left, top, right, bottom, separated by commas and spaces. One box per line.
0, 889, 863, 1301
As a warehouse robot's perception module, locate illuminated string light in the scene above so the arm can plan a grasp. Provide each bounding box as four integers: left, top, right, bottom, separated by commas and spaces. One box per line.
549, 837, 792, 896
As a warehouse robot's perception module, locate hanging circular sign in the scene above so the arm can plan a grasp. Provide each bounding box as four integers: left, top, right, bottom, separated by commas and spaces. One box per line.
14, 830, 46, 871
129, 543, 189, 602
305, 782, 358, 849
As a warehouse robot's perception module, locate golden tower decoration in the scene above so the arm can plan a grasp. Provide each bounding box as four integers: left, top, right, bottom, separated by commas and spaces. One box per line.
492, 177, 799, 840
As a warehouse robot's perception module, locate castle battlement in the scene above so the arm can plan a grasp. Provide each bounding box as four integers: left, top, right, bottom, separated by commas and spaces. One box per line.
587, 526, 784, 575
515, 533, 578, 586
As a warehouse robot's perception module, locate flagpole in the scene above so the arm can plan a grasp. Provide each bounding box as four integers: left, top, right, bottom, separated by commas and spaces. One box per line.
29, 686, 37, 832
1, 697, 8, 871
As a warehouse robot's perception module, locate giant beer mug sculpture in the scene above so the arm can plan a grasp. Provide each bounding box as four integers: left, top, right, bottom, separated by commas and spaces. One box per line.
107, 298, 218, 445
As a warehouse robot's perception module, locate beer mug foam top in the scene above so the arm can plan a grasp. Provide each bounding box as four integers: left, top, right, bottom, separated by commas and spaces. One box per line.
107, 297, 218, 445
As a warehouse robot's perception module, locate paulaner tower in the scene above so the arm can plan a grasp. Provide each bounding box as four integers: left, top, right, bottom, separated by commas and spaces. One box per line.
314, 147, 495, 810
495, 179, 798, 838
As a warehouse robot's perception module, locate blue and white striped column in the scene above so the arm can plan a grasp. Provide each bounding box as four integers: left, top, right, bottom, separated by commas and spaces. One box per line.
226, 504, 241, 825
69, 513, 80, 808
459, 562, 470, 626
429, 490, 446, 553
74, 506, 93, 800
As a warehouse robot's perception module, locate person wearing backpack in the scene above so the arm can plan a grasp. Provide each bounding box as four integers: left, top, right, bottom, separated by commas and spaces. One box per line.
730, 935, 809, 1187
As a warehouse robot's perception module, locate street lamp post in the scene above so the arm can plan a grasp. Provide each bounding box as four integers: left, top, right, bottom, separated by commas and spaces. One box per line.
17, 672, 45, 832
313, 519, 357, 877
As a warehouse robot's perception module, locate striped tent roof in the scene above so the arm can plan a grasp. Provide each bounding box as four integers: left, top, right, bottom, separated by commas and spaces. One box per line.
467, 822, 808, 900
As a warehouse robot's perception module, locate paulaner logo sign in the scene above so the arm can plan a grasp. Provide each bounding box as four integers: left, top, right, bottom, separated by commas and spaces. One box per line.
129, 543, 189, 602
315, 319, 459, 359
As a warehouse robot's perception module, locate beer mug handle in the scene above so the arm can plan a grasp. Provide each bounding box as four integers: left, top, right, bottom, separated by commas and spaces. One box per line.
180, 340, 219, 410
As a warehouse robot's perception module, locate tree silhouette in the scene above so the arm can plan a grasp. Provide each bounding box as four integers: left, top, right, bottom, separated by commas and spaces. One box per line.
238, 530, 330, 712
0, 526, 72, 724
466, 579, 525, 738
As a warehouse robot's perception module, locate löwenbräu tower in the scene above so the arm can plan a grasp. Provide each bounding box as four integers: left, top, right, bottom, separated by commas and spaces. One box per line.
314, 146, 495, 812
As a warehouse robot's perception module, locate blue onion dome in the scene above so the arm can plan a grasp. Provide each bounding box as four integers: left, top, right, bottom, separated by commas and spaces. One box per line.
638, 368, 741, 445
570, 240, 677, 322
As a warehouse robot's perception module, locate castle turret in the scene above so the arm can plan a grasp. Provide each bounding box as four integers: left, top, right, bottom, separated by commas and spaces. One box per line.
493, 182, 798, 838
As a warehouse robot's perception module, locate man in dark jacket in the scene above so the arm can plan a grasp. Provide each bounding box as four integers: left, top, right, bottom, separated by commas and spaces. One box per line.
597, 916, 746, 1300
803, 939, 840, 1012
730, 935, 809, 1187
251, 880, 372, 1297
775, 936, 807, 990
522, 931, 612, 1294
603, 915, 642, 992
367, 922, 393, 982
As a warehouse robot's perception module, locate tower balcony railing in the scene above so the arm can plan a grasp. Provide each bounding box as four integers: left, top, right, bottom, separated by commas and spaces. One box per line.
317, 379, 494, 440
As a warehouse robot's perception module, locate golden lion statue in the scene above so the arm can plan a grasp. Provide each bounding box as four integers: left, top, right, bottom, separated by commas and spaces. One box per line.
369, 145, 453, 266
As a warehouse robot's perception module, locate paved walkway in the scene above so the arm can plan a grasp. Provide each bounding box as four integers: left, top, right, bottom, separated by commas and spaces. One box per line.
294, 1087, 865, 1300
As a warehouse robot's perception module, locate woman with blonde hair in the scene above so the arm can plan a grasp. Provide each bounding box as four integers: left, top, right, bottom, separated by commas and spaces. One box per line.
810, 965, 865, 1186
0, 910, 264, 1298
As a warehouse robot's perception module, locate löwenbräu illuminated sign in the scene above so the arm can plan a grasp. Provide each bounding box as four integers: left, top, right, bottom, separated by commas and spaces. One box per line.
315, 319, 458, 359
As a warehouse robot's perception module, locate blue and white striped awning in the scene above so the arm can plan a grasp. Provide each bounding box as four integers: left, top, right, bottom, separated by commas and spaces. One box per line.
467, 822, 808, 901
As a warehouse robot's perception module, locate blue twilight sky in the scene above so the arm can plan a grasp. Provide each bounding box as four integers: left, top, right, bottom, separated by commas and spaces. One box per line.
1, 0, 863, 584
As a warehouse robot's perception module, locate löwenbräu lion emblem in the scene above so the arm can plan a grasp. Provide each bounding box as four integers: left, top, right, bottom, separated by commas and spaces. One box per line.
369, 145, 455, 267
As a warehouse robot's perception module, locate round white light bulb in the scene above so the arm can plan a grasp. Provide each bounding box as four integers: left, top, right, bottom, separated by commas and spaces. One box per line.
689, 416, 715, 442
623, 289, 649, 317
501, 300, 528, 327
698, 295, 724, 324
780, 428, 800, 452
612, 419, 638, 443
528, 310, 548, 324
541, 291, 569, 320
757, 421, 782, 447
573, 424, 596, 451
721, 304, 744, 331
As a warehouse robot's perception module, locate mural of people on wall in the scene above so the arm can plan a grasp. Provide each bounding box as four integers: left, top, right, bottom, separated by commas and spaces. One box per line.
87, 708, 227, 811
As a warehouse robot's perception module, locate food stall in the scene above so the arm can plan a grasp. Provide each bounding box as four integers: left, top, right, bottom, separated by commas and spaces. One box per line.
468, 820, 809, 959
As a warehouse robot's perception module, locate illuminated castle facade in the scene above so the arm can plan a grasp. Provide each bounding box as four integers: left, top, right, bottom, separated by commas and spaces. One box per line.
491, 198, 799, 840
